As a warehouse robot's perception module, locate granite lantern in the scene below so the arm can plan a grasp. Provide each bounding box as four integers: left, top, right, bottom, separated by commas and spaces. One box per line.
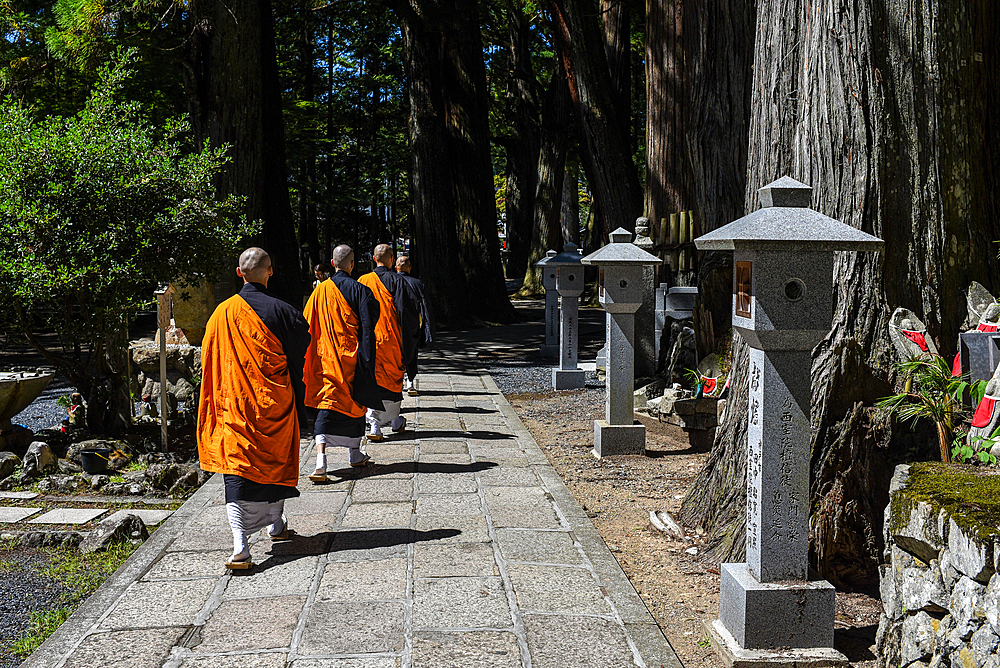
536, 250, 560, 358
581, 228, 661, 457
549, 244, 586, 390
694, 176, 882, 664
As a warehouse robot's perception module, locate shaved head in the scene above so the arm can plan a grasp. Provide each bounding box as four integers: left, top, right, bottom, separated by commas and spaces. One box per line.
332, 244, 355, 271
373, 244, 394, 267
396, 255, 411, 272
237, 247, 271, 284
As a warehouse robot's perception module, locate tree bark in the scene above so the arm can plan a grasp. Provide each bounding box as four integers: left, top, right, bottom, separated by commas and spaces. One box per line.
681, 0, 1000, 587
393, 0, 515, 325
561, 164, 580, 245
189, 0, 303, 306
645, 0, 754, 309
501, 3, 540, 287
548, 0, 642, 236
518, 67, 573, 296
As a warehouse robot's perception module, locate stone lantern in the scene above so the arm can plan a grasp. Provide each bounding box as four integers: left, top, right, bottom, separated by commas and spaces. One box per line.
536, 250, 559, 358
549, 244, 586, 390
694, 176, 882, 664
581, 229, 661, 456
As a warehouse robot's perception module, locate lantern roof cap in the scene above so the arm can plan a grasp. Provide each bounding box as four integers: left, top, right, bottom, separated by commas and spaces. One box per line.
535, 249, 558, 267
547, 243, 584, 266
581, 229, 662, 266
694, 177, 884, 252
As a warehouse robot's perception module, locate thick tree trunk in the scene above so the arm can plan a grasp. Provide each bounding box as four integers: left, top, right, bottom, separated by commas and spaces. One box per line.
518, 68, 572, 296
502, 5, 540, 288
681, 0, 1000, 587
646, 0, 753, 319
561, 165, 580, 245
644, 0, 690, 231
548, 0, 642, 235
189, 0, 303, 306
601, 0, 631, 148
394, 1, 515, 325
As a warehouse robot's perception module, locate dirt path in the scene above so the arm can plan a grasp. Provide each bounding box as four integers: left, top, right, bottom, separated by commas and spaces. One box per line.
507, 387, 881, 668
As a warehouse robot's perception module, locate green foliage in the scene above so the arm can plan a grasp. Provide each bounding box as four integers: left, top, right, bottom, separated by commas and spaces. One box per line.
876, 355, 984, 463
11, 540, 138, 656
0, 49, 256, 417
951, 426, 999, 466
56, 394, 72, 409
13, 607, 72, 656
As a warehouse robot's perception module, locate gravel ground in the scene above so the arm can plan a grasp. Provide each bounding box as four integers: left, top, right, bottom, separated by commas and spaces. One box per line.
480, 356, 604, 395
9, 378, 75, 434
0, 549, 69, 668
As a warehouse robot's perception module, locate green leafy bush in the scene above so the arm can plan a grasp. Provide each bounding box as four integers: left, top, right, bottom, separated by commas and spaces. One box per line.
0, 49, 258, 433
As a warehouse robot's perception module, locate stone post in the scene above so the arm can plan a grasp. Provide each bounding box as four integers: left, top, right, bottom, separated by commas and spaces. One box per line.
694, 176, 882, 665
536, 250, 559, 358
549, 244, 586, 390
582, 229, 661, 457
155, 285, 173, 452
633, 218, 656, 379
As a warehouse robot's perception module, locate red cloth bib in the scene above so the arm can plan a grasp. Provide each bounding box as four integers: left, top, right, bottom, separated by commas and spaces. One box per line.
972, 395, 1000, 429
901, 329, 930, 353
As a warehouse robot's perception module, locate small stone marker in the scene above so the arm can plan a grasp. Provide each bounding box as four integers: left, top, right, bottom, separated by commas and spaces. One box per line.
28, 508, 108, 525
0, 491, 40, 500
537, 250, 560, 358
103, 509, 173, 526
695, 176, 882, 664
549, 244, 587, 390
582, 228, 662, 456
0, 507, 42, 523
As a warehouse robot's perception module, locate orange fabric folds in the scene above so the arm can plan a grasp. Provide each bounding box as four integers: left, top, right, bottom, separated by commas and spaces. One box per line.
198, 296, 299, 486
359, 272, 405, 393
302, 280, 367, 417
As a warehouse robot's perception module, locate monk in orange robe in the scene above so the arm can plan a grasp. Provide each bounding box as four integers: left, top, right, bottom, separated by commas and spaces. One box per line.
303, 244, 383, 479
198, 247, 310, 570
358, 243, 412, 441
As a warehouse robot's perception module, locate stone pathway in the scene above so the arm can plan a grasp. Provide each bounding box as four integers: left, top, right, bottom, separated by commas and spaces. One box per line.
23, 360, 681, 668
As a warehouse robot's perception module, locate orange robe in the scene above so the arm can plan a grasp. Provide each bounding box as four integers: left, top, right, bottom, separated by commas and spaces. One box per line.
302, 279, 368, 417
198, 296, 299, 487
359, 271, 405, 393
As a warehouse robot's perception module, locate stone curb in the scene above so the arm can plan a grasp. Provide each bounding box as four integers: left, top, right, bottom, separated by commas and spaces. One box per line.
21, 469, 224, 668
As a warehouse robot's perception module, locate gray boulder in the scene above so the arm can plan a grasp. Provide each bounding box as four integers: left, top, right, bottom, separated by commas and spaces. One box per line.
900, 611, 936, 665
17, 531, 84, 549
57, 458, 83, 474
949, 517, 996, 583
171, 377, 196, 403
80, 514, 148, 554
0, 452, 20, 480
22, 442, 57, 477
82, 473, 110, 490
146, 463, 198, 491
37, 474, 88, 494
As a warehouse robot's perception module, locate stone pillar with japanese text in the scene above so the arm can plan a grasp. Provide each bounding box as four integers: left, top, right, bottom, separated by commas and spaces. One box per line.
695, 177, 883, 665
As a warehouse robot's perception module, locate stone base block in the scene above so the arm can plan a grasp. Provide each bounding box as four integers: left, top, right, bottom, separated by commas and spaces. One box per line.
592, 420, 645, 458
719, 563, 836, 650
705, 620, 847, 668
540, 344, 559, 359
552, 368, 586, 390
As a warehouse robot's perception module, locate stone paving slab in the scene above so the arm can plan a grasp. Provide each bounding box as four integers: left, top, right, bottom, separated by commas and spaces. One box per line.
0, 506, 42, 522
0, 490, 40, 500
28, 508, 107, 524
24, 358, 681, 668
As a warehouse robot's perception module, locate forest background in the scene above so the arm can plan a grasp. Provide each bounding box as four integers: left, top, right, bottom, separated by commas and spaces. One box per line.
3, 0, 1000, 588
